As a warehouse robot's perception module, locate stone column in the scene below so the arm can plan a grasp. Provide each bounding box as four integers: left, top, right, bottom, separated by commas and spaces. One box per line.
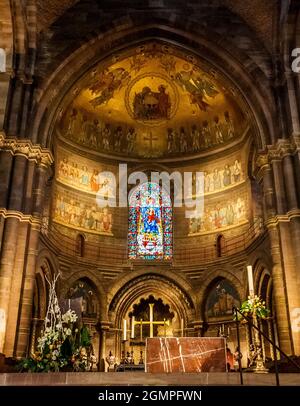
0, 217, 19, 353
8, 154, 28, 211
3, 222, 29, 356
0, 139, 26, 355
14, 223, 40, 357
262, 165, 276, 219
271, 160, 287, 214
285, 71, 300, 135
0, 150, 13, 208
283, 154, 298, 210
14, 163, 48, 357
6, 78, 24, 135
98, 326, 108, 372
259, 161, 295, 354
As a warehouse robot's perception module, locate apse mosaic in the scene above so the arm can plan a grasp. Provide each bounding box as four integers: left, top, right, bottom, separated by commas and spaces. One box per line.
189, 186, 249, 235
58, 42, 248, 159
128, 182, 172, 260
52, 184, 113, 235
206, 280, 240, 319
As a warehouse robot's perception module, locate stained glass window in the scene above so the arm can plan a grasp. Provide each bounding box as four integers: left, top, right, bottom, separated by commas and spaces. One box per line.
128, 182, 172, 260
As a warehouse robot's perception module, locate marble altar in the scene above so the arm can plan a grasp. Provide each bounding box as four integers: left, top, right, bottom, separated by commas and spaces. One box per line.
146, 337, 226, 373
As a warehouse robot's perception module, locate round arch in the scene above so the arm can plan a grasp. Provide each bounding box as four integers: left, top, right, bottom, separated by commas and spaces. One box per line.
30, 23, 274, 150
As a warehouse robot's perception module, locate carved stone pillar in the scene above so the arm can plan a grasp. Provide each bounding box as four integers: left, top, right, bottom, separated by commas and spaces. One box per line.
0, 217, 19, 353
98, 325, 108, 372
14, 163, 49, 357
0, 134, 53, 356
3, 222, 29, 356
283, 154, 298, 210
0, 150, 13, 208
257, 149, 300, 355
8, 154, 28, 211
271, 160, 286, 214
14, 223, 41, 357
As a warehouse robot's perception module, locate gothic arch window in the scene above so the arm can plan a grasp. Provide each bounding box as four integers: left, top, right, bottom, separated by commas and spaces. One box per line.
76, 233, 85, 257
128, 182, 172, 260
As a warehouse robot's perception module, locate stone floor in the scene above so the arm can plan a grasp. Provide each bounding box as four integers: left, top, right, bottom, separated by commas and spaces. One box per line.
0, 372, 300, 386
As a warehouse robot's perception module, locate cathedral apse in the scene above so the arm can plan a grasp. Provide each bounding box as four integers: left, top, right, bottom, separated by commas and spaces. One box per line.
56, 42, 248, 160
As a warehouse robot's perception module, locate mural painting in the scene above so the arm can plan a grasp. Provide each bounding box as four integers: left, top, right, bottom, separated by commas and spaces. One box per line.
58, 43, 248, 159
206, 280, 240, 318
53, 185, 113, 235
56, 147, 116, 199
66, 279, 98, 318
189, 188, 249, 235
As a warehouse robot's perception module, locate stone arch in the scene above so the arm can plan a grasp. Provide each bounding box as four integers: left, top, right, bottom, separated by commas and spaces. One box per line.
108, 271, 196, 330
253, 258, 273, 311
247, 249, 273, 291
30, 23, 274, 150
60, 269, 107, 320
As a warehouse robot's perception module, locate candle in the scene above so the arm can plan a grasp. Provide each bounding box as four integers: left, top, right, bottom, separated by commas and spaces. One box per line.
123, 319, 127, 341
149, 303, 154, 338
131, 316, 135, 339
247, 265, 254, 296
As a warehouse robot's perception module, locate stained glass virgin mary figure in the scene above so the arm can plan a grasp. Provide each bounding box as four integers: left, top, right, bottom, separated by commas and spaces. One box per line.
128, 182, 172, 260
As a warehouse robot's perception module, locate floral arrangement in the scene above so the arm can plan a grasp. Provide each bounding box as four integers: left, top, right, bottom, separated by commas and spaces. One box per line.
19, 274, 92, 372
236, 295, 270, 321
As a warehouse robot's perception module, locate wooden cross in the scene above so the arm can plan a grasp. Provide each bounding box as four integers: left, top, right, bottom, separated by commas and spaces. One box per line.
131, 303, 170, 339
144, 131, 158, 155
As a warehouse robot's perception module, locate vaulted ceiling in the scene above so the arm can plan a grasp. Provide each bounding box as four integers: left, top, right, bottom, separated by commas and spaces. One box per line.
37, 0, 278, 51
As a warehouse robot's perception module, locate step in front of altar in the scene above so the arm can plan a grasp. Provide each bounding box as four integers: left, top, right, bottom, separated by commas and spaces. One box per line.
1, 372, 300, 386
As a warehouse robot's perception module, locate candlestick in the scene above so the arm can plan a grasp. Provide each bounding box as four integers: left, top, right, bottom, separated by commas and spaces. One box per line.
131, 316, 135, 339
140, 319, 143, 342
123, 319, 127, 341
247, 265, 254, 297
181, 318, 184, 337
149, 303, 154, 338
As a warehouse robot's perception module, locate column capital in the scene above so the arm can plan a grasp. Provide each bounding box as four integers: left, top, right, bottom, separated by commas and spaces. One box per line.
267, 138, 299, 160
0, 132, 54, 167
253, 151, 269, 182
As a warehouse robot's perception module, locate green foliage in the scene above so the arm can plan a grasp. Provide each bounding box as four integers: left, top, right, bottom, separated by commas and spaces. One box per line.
80, 326, 91, 348
235, 295, 270, 321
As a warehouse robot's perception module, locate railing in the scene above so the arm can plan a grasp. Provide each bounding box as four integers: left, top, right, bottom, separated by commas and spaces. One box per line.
232, 307, 300, 386
41, 218, 264, 264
